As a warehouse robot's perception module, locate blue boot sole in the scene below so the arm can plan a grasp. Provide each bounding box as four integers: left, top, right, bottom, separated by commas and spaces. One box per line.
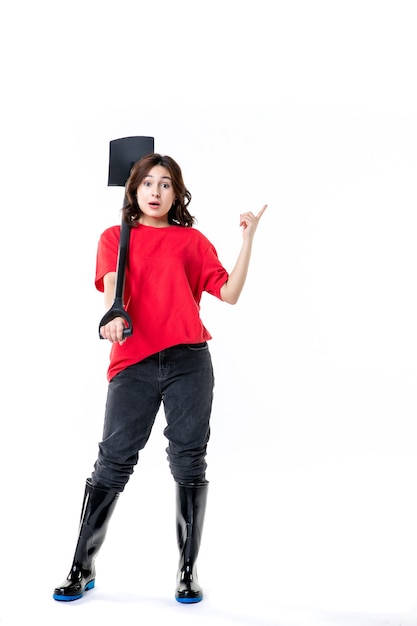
176, 595, 202, 604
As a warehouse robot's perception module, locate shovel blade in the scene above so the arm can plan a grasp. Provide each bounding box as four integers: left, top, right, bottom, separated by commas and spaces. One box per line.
108, 136, 155, 186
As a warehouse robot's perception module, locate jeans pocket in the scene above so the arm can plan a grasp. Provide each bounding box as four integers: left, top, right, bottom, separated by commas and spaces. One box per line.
187, 342, 208, 351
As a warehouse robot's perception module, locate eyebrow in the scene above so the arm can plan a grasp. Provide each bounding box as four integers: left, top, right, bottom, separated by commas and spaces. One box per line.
144, 174, 172, 180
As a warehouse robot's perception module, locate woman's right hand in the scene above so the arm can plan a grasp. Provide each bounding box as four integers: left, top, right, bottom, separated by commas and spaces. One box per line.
99, 316, 127, 345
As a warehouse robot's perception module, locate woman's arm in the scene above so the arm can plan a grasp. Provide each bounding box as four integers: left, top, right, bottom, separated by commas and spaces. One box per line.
103, 272, 116, 311
220, 205, 267, 305
99, 272, 127, 344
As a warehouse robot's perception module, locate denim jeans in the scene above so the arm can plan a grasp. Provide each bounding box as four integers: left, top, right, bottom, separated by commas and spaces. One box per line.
91, 342, 214, 491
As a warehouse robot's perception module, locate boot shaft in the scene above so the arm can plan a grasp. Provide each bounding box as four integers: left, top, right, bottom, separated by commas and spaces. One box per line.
175, 481, 208, 603
74, 479, 119, 568
53, 479, 120, 601
175, 482, 208, 560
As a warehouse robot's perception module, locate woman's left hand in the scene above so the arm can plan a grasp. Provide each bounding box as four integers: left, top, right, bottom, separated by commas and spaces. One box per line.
240, 204, 267, 240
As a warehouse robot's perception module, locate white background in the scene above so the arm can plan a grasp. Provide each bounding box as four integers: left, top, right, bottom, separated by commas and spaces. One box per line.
1, 1, 416, 624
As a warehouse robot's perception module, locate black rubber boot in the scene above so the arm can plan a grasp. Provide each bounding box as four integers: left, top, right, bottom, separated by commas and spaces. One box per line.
175, 481, 208, 604
53, 478, 119, 601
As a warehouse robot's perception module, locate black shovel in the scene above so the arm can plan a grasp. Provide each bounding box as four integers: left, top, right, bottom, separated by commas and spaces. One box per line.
98, 135, 155, 339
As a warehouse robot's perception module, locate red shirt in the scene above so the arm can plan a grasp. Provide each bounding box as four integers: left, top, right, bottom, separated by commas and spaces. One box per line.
95, 223, 229, 381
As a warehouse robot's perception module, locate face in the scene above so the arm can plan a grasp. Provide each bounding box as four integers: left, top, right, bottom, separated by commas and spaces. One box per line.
136, 165, 176, 227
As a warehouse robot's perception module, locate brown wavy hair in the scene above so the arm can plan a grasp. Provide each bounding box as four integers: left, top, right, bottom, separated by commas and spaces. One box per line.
122, 153, 195, 227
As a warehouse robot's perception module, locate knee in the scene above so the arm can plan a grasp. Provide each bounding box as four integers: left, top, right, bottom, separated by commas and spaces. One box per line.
167, 451, 207, 484
92, 459, 135, 492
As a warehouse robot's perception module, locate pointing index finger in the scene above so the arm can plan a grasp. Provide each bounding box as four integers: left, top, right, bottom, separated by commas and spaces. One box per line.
256, 204, 268, 220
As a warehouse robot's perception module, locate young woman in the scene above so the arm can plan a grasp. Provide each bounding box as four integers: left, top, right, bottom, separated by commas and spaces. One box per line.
53, 153, 267, 604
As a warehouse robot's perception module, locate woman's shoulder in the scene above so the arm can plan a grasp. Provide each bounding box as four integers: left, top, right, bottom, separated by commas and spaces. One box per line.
99, 224, 120, 240
173, 226, 217, 253
174, 225, 211, 243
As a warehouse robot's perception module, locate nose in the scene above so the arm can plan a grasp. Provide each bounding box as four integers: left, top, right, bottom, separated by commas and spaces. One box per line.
152, 186, 160, 197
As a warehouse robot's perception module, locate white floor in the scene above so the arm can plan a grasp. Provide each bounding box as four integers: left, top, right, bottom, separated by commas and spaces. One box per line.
4, 588, 417, 626
3, 455, 417, 626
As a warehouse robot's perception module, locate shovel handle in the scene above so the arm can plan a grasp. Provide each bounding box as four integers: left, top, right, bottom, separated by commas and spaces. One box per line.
98, 298, 133, 339
98, 220, 132, 340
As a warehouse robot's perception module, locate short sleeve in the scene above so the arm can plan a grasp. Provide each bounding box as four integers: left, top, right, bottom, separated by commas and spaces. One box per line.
95, 226, 120, 292
201, 243, 229, 299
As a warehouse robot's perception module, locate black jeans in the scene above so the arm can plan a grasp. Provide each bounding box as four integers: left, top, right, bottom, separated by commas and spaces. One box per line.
91, 342, 214, 492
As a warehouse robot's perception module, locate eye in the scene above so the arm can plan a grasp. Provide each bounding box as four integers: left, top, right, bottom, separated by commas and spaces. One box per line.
162, 182, 171, 189
143, 181, 151, 187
